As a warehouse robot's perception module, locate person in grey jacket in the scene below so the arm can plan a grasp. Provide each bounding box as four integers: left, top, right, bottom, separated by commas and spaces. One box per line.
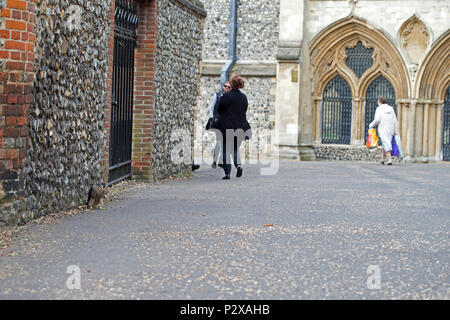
208, 81, 231, 168
369, 96, 399, 165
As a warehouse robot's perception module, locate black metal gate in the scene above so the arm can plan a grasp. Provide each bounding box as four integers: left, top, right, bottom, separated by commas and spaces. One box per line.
321, 75, 353, 144
364, 75, 397, 142
109, 0, 139, 184
443, 86, 450, 161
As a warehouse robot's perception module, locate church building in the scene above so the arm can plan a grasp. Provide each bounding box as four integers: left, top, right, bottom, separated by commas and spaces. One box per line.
196, 0, 450, 163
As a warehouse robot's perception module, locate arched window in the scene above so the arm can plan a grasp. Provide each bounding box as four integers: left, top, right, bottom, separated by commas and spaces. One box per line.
321, 75, 353, 144
345, 41, 374, 78
364, 75, 397, 141
443, 86, 450, 161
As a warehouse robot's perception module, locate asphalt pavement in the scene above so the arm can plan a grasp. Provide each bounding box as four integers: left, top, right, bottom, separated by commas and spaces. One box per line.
0, 160, 448, 299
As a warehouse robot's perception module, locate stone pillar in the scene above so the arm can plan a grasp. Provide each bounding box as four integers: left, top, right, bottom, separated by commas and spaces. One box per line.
297, 0, 315, 160
435, 102, 443, 161
423, 102, 429, 159
406, 100, 416, 161
274, 0, 302, 159
0, 0, 36, 201
351, 97, 363, 145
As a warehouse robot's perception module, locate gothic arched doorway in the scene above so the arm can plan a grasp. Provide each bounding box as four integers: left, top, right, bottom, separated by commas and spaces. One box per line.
364, 75, 397, 142
321, 75, 353, 144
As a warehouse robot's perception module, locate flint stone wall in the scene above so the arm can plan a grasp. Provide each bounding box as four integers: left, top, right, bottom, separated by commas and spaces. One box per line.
202, 0, 280, 61
313, 145, 402, 163
24, 0, 111, 221
196, 0, 279, 160
152, 0, 205, 180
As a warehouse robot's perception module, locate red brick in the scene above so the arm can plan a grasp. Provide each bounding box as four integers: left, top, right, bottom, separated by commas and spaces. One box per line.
11, 30, 20, 40
6, 61, 25, 71
0, 51, 9, 59
0, 8, 11, 18
8, 105, 28, 117
10, 51, 21, 60
7, 0, 27, 10
25, 42, 33, 52
5, 40, 25, 50
3, 127, 21, 137
6, 84, 23, 94
5, 116, 16, 126
11, 9, 21, 19
6, 20, 27, 31
16, 116, 27, 126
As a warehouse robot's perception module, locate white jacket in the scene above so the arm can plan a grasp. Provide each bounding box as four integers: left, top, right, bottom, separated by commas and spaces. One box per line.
369, 104, 399, 138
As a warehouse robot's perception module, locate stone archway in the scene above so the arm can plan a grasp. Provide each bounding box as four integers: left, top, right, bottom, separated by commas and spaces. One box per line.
414, 30, 450, 161
416, 30, 450, 101
310, 15, 409, 145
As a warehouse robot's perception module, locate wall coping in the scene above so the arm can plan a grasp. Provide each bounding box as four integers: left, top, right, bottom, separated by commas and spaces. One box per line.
169, 0, 207, 17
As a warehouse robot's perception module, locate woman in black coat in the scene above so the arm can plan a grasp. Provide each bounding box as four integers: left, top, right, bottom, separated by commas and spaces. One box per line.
216, 74, 251, 180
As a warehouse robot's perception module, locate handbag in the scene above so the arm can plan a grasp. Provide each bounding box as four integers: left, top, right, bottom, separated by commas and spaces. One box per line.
366, 128, 378, 148
205, 116, 219, 130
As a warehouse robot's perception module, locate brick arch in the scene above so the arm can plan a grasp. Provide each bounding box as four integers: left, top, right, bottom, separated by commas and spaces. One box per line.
416, 30, 450, 100
310, 15, 409, 100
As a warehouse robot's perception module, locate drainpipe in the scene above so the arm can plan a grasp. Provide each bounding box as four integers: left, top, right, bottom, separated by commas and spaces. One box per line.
220, 0, 238, 87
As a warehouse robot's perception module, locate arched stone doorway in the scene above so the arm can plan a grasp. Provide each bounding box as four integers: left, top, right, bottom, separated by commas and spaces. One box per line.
416, 30, 450, 161
364, 75, 397, 141
321, 75, 353, 144
310, 16, 409, 148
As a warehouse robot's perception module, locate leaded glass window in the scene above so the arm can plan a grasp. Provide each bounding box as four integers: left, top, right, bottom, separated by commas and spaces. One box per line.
345, 41, 374, 78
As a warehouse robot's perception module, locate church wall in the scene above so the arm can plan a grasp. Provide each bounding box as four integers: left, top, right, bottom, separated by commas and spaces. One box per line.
195, 0, 280, 161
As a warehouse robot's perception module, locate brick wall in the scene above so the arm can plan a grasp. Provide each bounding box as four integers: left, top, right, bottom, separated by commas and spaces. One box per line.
0, 0, 36, 201
132, 0, 157, 180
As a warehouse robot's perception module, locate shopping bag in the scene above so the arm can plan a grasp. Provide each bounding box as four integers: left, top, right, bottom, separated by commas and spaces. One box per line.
366, 128, 378, 148
394, 134, 404, 158
391, 136, 399, 156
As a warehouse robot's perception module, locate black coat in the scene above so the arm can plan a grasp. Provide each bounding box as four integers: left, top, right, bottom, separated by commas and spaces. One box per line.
216, 89, 251, 136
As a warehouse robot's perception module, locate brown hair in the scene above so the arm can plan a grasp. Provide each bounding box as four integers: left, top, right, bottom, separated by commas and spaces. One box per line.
378, 96, 387, 104
229, 74, 244, 89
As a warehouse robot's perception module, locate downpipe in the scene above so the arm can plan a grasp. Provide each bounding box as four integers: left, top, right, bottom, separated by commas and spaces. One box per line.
220, 0, 238, 87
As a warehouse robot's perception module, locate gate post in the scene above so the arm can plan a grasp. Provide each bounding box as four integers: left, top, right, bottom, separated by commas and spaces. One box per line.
0, 0, 36, 203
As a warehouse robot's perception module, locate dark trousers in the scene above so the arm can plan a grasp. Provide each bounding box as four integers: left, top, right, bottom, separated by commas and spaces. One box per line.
222, 134, 243, 176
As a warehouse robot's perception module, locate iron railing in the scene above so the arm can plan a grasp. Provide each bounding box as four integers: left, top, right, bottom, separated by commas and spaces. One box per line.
109, 0, 139, 184
443, 86, 450, 161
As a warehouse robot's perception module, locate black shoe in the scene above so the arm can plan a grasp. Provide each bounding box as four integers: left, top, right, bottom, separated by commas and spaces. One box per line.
236, 166, 243, 178
211, 162, 216, 169
192, 164, 200, 171
380, 161, 385, 165
217, 163, 224, 168
222, 175, 230, 180
386, 160, 393, 166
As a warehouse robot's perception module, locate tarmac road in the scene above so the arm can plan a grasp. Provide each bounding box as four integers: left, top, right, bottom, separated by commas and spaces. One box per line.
0, 160, 448, 299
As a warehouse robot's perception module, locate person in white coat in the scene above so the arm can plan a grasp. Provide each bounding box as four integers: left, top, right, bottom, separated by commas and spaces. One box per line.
369, 96, 399, 165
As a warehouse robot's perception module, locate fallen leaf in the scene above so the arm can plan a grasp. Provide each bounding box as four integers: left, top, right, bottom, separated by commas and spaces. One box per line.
264, 224, 274, 227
